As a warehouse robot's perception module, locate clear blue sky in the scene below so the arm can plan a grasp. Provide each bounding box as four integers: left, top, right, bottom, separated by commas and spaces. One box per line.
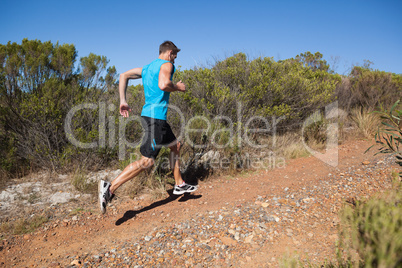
2, 0, 401, 80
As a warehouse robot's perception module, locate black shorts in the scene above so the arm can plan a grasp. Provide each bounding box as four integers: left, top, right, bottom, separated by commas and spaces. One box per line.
140, 116, 177, 159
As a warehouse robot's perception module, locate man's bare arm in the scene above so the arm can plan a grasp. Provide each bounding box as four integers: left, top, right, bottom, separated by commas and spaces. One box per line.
119, 67, 142, 117
158, 63, 186, 92
119, 68, 142, 103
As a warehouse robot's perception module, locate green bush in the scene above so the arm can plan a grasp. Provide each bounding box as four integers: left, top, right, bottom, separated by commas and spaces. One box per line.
336, 67, 402, 112
337, 185, 402, 267
336, 100, 402, 267
1, 39, 401, 181
169, 53, 341, 176
279, 181, 402, 268
172, 53, 340, 130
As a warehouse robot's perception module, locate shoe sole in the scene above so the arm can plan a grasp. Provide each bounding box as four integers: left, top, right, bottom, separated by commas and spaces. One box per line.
98, 180, 106, 214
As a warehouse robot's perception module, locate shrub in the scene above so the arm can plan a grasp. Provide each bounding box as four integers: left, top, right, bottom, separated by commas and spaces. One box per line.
2, 39, 401, 186
279, 179, 402, 268
0, 39, 119, 174
173, 53, 339, 130
367, 100, 402, 177
337, 185, 402, 267
302, 111, 329, 144
336, 67, 402, 112
170, 53, 340, 175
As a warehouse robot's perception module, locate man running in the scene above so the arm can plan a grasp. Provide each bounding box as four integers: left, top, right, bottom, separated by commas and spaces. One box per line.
99, 41, 197, 214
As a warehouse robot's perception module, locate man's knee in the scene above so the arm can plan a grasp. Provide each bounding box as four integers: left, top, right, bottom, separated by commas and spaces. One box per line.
138, 156, 154, 169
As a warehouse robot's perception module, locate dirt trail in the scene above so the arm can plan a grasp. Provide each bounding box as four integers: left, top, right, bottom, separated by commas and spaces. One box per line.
0, 139, 397, 267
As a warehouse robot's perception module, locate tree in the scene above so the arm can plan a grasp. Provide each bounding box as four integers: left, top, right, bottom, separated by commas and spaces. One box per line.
79, 53, 109, 90
0, 39, 118, 174
294, 51, 330, 72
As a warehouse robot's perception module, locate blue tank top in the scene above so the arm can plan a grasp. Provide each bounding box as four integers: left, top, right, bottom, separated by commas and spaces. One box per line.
141, 59, 176, 120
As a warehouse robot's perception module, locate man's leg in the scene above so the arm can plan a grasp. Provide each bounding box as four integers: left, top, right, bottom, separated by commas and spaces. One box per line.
170, 142, 198, 195
99, 156, 154, 214
169, 141, 184, 186
110, 156, 154, 193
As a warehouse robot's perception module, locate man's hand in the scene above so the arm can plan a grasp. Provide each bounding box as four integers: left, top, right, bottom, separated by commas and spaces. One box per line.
120, 102, 132, 117
118, 67, 142, 117
175, 80, 186, 92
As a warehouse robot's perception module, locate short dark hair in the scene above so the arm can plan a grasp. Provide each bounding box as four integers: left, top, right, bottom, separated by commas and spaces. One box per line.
159, 41, 180, 55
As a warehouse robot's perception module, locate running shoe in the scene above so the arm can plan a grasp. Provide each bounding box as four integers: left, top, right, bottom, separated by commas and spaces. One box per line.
173, 182, 198, 195
98, 180, 115, 214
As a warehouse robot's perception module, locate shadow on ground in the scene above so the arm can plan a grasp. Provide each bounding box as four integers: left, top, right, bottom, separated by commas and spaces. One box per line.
115, 190, 202, 226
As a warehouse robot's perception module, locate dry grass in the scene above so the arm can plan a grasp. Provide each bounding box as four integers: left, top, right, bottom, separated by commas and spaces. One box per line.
145, 175, 169, 200
350, 108, 380, 138
0, 169, 9, 191
71, 167, 97, 195
273, 133, 311, 159
0, 213, 49, 235
115, 148, 174, 200
119, 175, 147, 199
283, 142, 311, 159
115, 172, 171, 201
